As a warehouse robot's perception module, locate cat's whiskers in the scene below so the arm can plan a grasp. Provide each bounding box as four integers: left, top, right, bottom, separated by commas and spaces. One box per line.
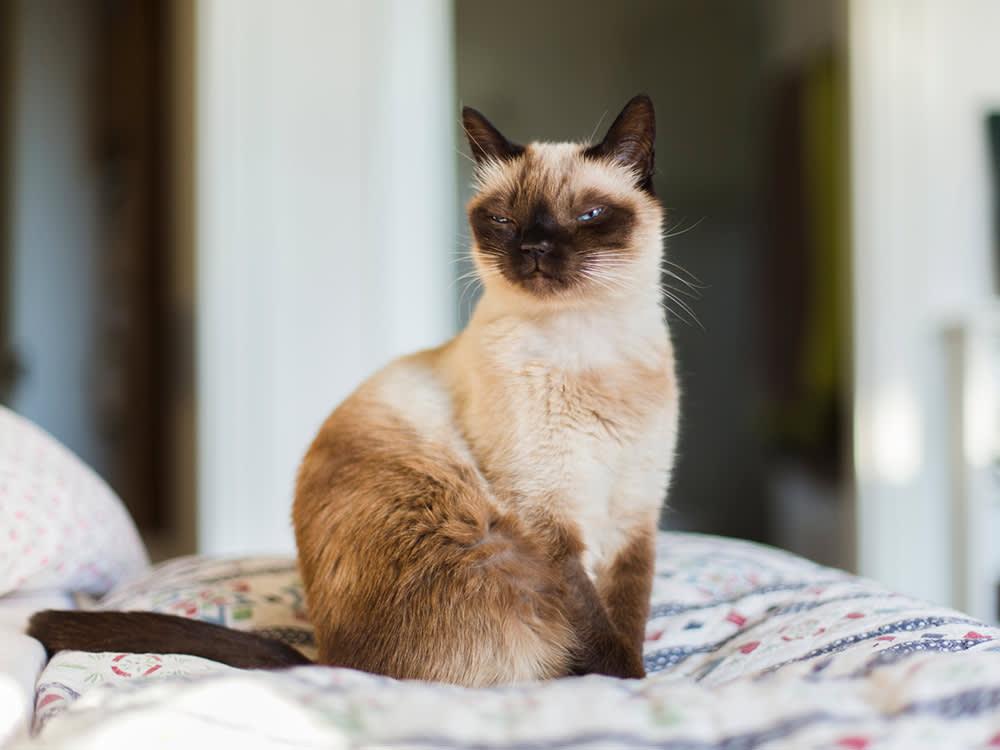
454, 147, 477, 166
661, 269, 702, 298
658, 218, 707, 300
661, 289, 704, 329
585, 251, 703, 302
459, 274, 484, 311
662, 216, 705, 242
578, 262, 641, 300
451, 267, 484, 291
586, 109, 609, 145
660, 259, 703, 288
458, 260, 509, 310
450, 253, 478, 271
580, 253, 703, 327
576, 269, 618, 296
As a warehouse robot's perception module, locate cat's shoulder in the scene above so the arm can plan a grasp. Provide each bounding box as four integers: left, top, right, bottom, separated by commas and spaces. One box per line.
353, 343, 461, 429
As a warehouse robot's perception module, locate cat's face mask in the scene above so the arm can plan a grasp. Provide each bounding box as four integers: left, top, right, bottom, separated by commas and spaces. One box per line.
463, 96, 664, 306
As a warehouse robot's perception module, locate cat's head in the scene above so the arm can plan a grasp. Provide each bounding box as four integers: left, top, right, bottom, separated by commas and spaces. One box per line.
464, 95, 663, 309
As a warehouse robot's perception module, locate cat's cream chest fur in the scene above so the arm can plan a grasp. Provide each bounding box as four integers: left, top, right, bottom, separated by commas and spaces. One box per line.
442, 297, 678, 579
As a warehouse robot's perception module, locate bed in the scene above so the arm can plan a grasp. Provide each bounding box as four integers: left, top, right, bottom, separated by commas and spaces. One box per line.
9, 532, 1000, 750
3, 409, 1000, 749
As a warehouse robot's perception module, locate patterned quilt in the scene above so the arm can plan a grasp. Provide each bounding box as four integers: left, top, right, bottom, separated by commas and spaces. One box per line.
17, 533, 1000, 749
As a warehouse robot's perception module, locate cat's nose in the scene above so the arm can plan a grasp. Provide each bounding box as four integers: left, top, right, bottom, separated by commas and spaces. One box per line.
520, 240, 552, 259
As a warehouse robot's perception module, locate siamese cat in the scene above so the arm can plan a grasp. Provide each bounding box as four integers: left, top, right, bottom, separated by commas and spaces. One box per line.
30, 94, 679, 686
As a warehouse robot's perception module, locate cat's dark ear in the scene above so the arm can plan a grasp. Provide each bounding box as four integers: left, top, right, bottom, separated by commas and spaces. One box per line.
586, 95, 656, 191
462, 107, 525, 165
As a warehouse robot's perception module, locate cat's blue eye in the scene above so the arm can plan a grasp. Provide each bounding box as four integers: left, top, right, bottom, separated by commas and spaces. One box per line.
490, 215, 512, 224
577, 207, 605, 222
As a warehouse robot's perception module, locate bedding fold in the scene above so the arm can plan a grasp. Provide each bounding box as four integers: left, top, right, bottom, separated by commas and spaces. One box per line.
0, 592, 73, 749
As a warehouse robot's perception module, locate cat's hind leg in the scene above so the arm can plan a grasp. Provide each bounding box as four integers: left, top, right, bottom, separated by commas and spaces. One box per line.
295, 442, 580, 686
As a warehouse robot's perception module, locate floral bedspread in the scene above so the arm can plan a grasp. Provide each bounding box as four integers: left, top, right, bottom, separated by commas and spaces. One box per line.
18, 533, 1000, 749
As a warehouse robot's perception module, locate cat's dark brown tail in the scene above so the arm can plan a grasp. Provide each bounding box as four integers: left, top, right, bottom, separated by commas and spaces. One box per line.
27, 610, 313, 669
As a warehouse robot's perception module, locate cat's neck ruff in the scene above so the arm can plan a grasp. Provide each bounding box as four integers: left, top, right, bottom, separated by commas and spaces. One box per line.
459, 287, 669, 375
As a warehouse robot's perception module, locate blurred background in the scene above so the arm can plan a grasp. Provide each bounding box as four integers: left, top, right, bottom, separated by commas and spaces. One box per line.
0, 0, 997, 622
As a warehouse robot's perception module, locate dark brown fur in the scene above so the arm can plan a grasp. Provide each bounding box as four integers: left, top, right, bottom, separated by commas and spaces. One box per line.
28, 610, 310, 668
462, 106, 525, 164
469, 188, 637, 294
583, 94, 656, 193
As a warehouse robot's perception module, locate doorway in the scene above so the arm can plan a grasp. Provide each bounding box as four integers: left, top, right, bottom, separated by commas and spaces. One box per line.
0, 0, 192, 557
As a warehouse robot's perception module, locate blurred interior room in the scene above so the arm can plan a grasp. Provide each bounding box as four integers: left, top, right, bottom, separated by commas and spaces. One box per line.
1, 0, 998, 624
455, 0, 851, 572
0, 0, 191, 562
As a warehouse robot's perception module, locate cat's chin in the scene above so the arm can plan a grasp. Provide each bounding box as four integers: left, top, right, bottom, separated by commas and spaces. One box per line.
500, 266, 590, 297
488, 277, 623, 313
515, 271, 566, 296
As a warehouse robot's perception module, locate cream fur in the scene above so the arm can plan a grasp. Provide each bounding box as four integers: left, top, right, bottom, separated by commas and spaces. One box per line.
370, 141, 678, 582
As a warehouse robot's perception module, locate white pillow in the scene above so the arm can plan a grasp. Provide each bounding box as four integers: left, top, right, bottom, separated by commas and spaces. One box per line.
0, 406, 149, 597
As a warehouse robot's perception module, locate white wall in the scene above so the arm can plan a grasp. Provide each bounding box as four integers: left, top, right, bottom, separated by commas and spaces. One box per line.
849, 0, 1000, 604
195, 0, 455, 555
